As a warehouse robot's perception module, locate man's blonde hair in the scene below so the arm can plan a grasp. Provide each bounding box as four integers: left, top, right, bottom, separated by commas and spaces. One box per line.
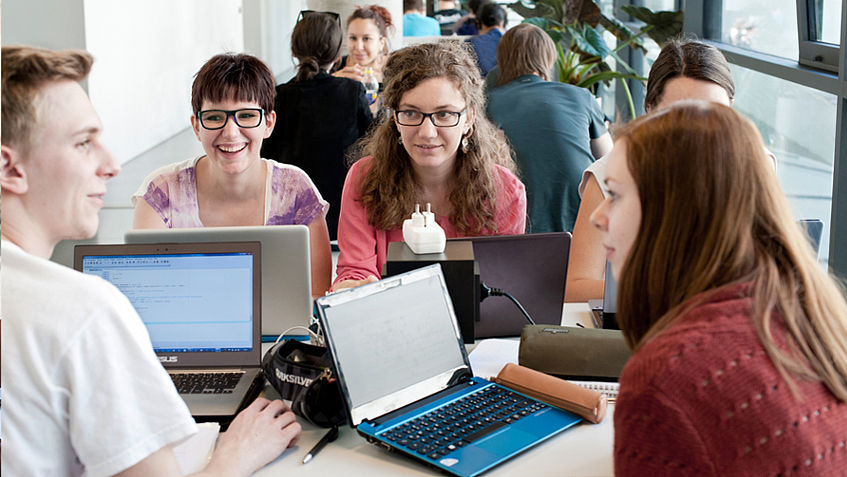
2, 46, 93, 153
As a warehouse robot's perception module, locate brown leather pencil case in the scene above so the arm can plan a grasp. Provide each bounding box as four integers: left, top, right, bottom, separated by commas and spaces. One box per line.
493, 362, 607, 424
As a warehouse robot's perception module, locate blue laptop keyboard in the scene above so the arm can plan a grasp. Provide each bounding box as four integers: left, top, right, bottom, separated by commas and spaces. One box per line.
378, 385, 548, 461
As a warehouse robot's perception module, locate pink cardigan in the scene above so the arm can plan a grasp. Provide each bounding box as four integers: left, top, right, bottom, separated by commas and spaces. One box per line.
334, 156, 527, 285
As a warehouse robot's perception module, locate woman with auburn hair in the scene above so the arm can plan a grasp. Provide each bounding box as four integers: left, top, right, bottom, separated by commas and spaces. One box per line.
591, 101, 847, 475
566, 38, 736, 302
332, 41, 526, 291
332, 5, 394, 87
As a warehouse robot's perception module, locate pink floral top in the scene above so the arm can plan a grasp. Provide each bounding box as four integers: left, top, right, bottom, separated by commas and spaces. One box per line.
334, 156, 527, 285
132, 156, 328, 228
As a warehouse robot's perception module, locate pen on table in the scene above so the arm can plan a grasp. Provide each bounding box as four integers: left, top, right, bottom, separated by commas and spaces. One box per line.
301, 425, 339, 464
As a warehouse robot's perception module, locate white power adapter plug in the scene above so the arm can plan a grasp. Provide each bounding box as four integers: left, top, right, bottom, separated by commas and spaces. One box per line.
402, 203, 446, 254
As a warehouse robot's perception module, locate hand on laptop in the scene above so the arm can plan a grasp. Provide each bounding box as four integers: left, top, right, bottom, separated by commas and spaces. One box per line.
331, 275, 378, 293
203, 398, 301, 476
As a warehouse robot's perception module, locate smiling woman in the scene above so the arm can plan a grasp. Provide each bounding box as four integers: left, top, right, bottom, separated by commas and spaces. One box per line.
130, 53, 333, 296
332, 5, 394, 86
332, 41, 528, 292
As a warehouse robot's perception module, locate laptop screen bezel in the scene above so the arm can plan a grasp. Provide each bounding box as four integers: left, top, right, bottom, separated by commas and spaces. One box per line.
316, 265, 472, 427
74, 241, 262, 368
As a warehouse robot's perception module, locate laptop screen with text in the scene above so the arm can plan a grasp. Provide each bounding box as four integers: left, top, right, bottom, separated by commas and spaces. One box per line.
82, 251, 254, 353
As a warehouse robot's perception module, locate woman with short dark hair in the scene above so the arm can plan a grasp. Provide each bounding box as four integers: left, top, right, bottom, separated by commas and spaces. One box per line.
133, 52, 332, 297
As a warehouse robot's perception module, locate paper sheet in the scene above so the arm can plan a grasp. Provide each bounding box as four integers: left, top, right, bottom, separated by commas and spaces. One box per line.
174, 422, 220, 474
468, 339, 520, 379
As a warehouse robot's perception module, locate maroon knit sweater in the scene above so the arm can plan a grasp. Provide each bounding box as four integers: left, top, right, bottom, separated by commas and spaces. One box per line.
614, 282, 847, 476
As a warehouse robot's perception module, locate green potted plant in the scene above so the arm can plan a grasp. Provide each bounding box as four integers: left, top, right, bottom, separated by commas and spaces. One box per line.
508, 0, 684, 119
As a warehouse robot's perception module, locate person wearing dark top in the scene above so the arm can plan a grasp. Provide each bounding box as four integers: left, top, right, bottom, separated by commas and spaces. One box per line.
467, 3, 506, 76
433, 0, 465, 35
454, 0, 489, 35
262, 12, 373, 240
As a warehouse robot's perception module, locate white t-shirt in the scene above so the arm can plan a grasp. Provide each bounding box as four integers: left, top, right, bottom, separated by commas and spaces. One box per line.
578, 153, 610, 199
0, 241, 197, 476
578, 149, 777, 200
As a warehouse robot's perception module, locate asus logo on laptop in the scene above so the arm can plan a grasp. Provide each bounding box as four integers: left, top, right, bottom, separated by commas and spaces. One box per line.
159, 356, 178, 363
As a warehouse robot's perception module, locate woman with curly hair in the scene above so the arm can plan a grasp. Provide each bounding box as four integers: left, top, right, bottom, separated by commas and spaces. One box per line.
332, 41, 526, 291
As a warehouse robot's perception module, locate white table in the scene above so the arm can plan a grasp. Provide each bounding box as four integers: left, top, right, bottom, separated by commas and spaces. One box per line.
254, 303, 614, 476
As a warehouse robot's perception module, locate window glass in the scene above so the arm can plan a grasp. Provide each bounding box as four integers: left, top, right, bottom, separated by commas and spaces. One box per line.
718, 0, 798, 59
813, 0, 841, 44
641, 0, 676, 11
730, 64, 836, 262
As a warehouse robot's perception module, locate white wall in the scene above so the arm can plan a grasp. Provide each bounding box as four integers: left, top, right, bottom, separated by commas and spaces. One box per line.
2, 0, 306, 165
83, 0, 244, 164
1, 0, 86, 51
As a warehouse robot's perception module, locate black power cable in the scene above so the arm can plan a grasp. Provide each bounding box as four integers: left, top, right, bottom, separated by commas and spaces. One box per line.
479, 282, 536, 325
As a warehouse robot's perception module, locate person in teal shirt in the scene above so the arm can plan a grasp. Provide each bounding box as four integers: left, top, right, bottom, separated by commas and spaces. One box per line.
403, 0, 440, 36
487, 23, 613, 233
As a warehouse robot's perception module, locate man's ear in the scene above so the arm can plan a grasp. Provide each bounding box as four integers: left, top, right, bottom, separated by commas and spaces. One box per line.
1, 144, 29, 195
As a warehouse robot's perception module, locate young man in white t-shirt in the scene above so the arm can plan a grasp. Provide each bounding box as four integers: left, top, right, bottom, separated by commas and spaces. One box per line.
0, 45, 302, 476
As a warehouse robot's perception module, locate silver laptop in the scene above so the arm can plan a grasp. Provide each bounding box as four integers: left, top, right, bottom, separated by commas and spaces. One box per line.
125, 226, 312, 337
74, 241, 263, 420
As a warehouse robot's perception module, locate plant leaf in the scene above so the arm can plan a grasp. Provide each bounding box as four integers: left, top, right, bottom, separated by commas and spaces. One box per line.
572, 23, 611, 59
508, 1, 556, 21
620, 6, 684, 45
577, 71, 644, 89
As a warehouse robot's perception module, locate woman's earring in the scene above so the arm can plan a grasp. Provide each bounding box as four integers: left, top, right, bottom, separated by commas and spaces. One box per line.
461, 136, 469, 154
398, 135, 403, 145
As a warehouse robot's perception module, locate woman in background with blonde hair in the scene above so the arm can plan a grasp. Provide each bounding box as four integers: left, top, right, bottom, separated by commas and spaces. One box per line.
590, 101, 847, 475
332, 41, 526, 291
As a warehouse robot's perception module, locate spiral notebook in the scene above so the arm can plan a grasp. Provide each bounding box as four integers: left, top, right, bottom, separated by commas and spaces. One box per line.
570, 381, 619, 401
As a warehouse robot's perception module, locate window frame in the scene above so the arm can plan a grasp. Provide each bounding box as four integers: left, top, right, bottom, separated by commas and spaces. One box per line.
624, 0, 847, 278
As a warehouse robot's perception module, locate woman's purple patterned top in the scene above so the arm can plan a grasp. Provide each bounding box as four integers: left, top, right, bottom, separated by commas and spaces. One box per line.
131, 156, 328, 228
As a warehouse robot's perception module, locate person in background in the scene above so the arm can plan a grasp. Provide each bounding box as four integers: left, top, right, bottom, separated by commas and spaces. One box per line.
454, 0, 490, 36
467, 2, 507, 77
332, 42, 526, 291
566, 39, 735, 302
403, 0, 441, 37
434, 0, 466, 35
487, 23, 612, 234
1, 45, 302, 477
592, 101, 847, 475
132, 53, 332, 297
332, 5, 394, 86
261, 12, 372, 241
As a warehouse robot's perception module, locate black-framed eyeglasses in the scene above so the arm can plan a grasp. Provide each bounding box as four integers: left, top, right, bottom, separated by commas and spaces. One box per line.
394, 109, 466, 127
297, 10, 342, 27
196, 108, 265, 130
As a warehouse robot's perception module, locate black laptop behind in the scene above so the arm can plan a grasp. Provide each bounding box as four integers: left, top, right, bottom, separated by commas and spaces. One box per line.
449, 233, 570, 337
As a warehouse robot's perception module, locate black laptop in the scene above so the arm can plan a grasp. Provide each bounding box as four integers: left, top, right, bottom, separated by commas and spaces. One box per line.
449, 233, 570, 337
